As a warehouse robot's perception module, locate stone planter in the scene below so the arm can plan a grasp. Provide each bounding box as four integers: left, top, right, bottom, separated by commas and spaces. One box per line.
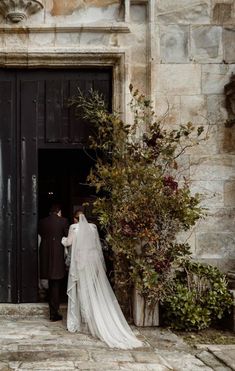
132, 287, 159, 326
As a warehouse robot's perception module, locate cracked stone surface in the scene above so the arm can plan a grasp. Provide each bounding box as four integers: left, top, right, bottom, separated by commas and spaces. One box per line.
0, 306, 235, 371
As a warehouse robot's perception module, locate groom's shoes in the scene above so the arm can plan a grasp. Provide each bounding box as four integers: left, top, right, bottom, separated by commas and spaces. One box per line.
50, 313, 63, 322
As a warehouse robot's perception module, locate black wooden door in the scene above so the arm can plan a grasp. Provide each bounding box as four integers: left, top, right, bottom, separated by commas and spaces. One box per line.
0, 69, 112, 302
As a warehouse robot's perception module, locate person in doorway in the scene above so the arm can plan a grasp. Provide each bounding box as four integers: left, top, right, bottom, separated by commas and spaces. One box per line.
61, 208, 143, 349
38, 203, 69, 321
63, 208, 82, 269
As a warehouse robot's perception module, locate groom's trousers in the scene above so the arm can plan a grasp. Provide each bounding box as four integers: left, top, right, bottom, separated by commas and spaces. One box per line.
48, 279, 62, 317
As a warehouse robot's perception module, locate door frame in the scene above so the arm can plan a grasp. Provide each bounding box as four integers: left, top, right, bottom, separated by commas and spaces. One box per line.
0, 52, 126, 303
0, 51, 128, 121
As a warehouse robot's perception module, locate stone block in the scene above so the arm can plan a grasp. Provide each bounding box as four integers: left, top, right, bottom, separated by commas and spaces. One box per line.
218, 125, 235, 154
180, 95, 207, 125
223, 28, 235, 63
173, 154, 190, 179
194, 207, 235, 233
130, 5, 147, 23
45, 2, 120, 23
29, 32, 55, 47
155, 64, 201, 95
4, 32, 29, 48
191, 26, 223, 63
190, 154, 235, 180
0, 303, 48, 317
195, 231, 235, 259
156, 0, 210, 24
131, 66, 147, 95
190, 180, 224, 208
79, 32, 110, 47
160, 25, 189, 63
127, 24, 147, 65
55, 32, 80, 46
202, 64, 235, 95
187, 120, 235, 157
224, 180, 235, 206
0, 33, 4, 48
213, 3, 233, 24
207, 94, 228, 125
185, 124, 219, 157
155, 94, 181, 125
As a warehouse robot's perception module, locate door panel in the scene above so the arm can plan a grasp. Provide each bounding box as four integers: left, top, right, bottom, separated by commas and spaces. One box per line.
0, 74, 17, 302
20, 79, 38, 302
0, 68, 112, 302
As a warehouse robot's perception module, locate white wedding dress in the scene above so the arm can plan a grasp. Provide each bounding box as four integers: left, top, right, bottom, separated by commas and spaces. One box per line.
62, 214, 142, 349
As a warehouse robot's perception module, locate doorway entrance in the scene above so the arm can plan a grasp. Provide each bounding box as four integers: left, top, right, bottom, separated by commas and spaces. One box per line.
38, 148, 96, 302
38, 148, 96, 222
0, 68, 112, 303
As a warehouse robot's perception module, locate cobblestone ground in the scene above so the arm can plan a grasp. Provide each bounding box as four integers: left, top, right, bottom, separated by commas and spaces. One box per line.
0, 306, 235, 371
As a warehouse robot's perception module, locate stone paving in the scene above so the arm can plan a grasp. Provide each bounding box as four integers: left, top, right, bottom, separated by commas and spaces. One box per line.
0, 305, 235, 371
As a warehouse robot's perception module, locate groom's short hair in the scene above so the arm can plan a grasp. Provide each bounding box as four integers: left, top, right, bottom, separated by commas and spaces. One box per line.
50, 203, 61, 214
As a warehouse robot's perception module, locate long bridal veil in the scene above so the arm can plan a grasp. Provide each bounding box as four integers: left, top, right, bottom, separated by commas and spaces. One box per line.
66, 214, 142, 349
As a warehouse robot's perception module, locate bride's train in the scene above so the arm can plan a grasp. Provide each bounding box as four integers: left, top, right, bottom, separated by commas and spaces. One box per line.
63, 214, 143, 349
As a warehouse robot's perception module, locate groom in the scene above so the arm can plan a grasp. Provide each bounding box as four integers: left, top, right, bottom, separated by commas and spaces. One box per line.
38, 204, 69, 321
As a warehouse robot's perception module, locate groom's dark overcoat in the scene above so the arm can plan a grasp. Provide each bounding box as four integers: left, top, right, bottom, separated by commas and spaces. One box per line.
39, 214, 69, 280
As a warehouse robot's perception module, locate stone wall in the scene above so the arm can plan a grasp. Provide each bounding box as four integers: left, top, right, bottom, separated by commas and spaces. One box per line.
0, 0, 234, 272
153, 0, 235, 271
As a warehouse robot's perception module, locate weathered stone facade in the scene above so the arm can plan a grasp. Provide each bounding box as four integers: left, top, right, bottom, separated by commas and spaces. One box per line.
0, 0, 235, 272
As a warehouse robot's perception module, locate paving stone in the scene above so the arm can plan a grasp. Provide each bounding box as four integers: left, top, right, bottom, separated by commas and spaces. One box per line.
117, 364, 162, 371
1, 316, 235, 371
138, 327, 189, 351
0, 362, 10, 371
74, 361, 121, 370
10, 360, 75, 369
196, 350, 232, 370
91, 349, 134, 362
1, 349, 89, 362
207, 346, 235, 371
159, 349, 213, 371
132, 351, 167, 363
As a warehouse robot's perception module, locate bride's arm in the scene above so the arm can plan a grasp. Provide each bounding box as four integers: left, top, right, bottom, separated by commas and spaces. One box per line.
61, 225, 75, 247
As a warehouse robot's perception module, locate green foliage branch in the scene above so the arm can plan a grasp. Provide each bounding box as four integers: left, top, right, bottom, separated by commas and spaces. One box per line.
70, 86, 206, 308
163, 259, 233, 330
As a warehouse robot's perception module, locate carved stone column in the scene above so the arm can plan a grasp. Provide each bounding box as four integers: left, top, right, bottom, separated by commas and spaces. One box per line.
0, 0, 44, 23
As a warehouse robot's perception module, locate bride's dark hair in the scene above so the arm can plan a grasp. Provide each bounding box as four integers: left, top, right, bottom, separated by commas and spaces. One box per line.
73, 205, 85, 219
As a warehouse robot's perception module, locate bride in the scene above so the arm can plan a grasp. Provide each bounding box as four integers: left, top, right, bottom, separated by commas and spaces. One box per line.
61, 209, 142, 349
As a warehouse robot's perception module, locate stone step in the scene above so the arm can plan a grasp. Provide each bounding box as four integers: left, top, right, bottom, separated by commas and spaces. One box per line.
0, 303, 67, 318
1, 360, 170, 371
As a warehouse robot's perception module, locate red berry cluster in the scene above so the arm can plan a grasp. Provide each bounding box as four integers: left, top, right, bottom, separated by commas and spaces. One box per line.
163, 175, 178, 192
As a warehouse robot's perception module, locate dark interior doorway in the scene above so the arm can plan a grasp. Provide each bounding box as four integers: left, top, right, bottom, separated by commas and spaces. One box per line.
38, 148, 97, 302
38, 148, 96, 223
